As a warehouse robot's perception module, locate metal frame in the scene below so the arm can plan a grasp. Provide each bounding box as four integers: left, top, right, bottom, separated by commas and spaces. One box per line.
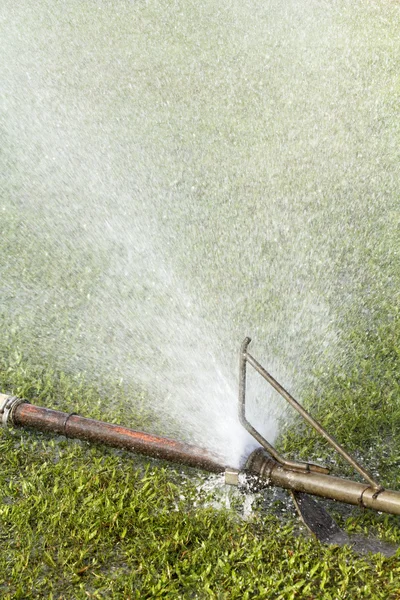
239, 337, 381, 490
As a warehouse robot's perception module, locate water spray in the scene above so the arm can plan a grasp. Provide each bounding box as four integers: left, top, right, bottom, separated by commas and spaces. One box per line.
1, 338, 399, 543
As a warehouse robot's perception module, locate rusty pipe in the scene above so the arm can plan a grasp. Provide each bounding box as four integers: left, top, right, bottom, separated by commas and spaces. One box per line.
246, 448, 400, 516
3, 394, 400, 518
0, 394, 225, 473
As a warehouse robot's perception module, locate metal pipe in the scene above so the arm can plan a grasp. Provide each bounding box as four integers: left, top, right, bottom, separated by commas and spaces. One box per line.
246, 448, 400, 516
3, 394, 400, 518
0, 394, 225, 473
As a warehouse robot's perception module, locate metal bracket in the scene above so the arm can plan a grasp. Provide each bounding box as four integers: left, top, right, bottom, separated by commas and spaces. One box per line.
239, 338, 382, 490
0, 393, 28, 427
225, 468, 240, 486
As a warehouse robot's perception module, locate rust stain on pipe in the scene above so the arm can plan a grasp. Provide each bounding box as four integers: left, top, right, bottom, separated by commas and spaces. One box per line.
13, 403, 225, 473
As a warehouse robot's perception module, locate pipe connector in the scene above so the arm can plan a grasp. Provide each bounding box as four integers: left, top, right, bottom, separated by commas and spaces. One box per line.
0, 394, 28, 427
245, 447, 277, 483
224, 450, 278, 492
225, 468, 240, 486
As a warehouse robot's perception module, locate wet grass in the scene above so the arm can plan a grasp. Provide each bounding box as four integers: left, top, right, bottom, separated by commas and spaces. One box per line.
2, 0, 400, 596
2, 190, 400, 594
1, 429, 400, 599
1, 336, 400, 598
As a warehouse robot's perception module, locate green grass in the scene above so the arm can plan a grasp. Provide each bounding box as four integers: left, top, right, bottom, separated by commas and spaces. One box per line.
2, 336, 400, 599
2, 0, 400, 596
1, 426, 400, 599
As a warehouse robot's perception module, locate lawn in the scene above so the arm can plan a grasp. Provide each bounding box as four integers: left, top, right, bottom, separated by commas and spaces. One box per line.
2, 0, 400, 597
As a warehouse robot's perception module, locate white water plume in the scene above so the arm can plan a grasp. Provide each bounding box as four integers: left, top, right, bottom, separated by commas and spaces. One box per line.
1, 0, 400, 466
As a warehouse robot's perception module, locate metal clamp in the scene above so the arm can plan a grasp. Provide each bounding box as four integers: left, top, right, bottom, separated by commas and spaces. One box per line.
0, 393, 28, 427
62, 412, 77, 437
239, 338, 382, 490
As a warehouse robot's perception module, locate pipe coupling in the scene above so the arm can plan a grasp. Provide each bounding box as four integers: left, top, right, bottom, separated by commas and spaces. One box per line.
245, 447, 277, 483
0, 394, 28, 427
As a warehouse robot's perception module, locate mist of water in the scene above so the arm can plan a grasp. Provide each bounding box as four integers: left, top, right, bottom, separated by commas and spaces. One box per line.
1, 0, 400, 467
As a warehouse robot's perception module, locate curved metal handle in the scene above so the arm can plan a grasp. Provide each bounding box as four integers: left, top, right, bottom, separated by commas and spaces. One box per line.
239, 338, 382, 489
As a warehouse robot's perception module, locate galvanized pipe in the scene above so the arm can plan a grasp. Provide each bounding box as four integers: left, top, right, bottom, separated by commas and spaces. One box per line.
0, 394, 225, 473
246, 448, 400, 516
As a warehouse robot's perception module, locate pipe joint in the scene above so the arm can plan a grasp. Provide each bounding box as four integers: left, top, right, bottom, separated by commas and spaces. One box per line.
245, 448, 277, 485
0, 394, 29, 427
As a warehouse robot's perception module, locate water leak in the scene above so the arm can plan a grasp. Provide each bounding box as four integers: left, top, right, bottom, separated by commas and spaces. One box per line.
1, 0, 400, 466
